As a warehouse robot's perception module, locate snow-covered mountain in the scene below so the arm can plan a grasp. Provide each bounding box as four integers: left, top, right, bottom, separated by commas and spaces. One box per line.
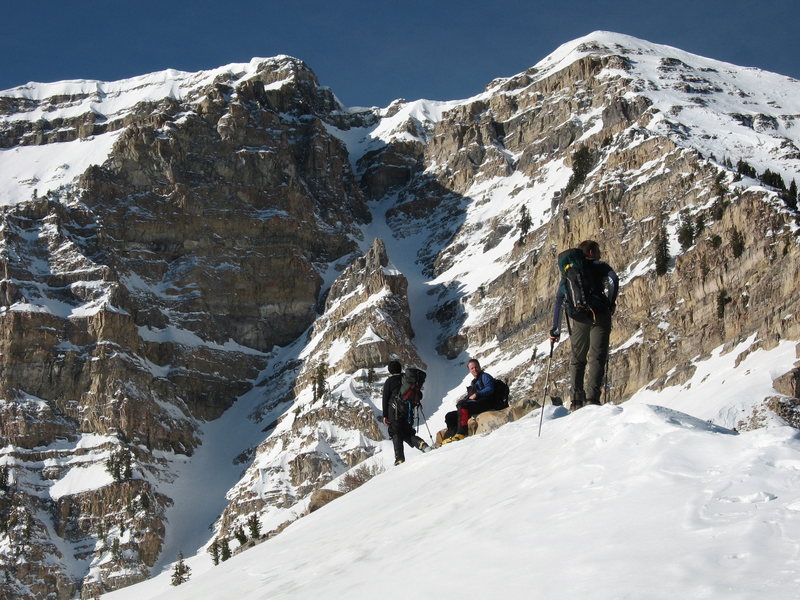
1, 31, 799, 599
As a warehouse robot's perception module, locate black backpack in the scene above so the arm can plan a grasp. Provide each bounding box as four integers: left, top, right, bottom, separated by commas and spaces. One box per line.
557, 248, 606, 324
493, 379, 510, 409
400, 368, 426, 405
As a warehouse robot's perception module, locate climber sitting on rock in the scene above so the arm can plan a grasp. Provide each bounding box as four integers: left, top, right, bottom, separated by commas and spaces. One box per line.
442, 359, 502, 443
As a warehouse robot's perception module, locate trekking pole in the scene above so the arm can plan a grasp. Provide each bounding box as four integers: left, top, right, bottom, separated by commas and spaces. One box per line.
537, 339, 556, 438
417, 405, 435, 445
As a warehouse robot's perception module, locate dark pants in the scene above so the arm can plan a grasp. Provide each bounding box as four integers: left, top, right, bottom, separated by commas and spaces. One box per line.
388, 421, 425, 461
444, 396, 499, 436
569, 311, 612, 404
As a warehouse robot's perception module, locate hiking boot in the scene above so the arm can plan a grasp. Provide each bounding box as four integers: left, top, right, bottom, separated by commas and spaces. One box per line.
418, 441, 432, 453
570, 399, 585, 412
442, 433, 466, 444
394, 459, 405, 466
586, 398, 601, 406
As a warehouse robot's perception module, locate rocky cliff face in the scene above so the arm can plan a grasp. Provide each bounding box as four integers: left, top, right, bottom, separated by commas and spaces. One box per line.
1, 32, 799, 599
0, 57, 380, 598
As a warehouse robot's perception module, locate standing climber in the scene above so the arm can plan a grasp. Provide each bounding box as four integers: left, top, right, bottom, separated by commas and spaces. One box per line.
382, 360, 431, 465
549, 240, 619, 410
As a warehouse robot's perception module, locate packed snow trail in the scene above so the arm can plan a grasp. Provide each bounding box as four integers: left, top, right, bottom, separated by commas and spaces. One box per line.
106, 403, 800, 600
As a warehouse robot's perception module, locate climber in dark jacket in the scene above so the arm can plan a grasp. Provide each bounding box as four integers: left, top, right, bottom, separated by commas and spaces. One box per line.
549, 240, 619, 410
382, 360, 430, 465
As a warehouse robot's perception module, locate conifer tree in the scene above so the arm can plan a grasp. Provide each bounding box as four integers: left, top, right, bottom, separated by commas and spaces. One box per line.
313, 363, 328, 402
171, 552, 191, 586
736, 159, 757, 179
677, 211, 695, 251
730, 228, 745, 258
786, 180, 798, 211
105, 447, 133, 482
208, 540, 221, 566
654, 224, 670, 276
565, 146, 594, 195
220, 539, 231, 561
760, 169, 786, 190
518, 205, 532, 243
246, 514, 262, 540
105, 451, 120, 481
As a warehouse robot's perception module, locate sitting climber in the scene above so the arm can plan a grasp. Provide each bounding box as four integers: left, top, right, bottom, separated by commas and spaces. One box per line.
442, 359, 505, 443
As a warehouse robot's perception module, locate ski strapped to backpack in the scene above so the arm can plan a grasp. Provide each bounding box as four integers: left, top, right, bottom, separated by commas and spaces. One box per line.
557, 248, 605, 324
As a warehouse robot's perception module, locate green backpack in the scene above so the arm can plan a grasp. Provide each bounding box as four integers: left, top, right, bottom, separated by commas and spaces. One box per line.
392, 368, 426, 425
557, 248, 604, 324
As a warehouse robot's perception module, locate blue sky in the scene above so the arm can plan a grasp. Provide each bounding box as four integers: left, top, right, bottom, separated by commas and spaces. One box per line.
2, 0, 798, 107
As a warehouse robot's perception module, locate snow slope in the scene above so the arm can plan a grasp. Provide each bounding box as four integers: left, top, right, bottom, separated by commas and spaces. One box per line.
105, 398, 800, 600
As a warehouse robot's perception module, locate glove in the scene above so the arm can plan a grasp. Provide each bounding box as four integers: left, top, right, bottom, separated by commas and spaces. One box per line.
549, 329, 560, 342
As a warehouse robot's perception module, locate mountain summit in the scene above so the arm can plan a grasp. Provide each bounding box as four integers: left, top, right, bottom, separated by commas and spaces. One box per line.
1, 31, 799, 599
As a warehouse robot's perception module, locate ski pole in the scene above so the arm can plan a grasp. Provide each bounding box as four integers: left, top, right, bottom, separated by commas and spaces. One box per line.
417, 405, 434, 445
537, 339, 555, 438
603, 346, 611, 405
